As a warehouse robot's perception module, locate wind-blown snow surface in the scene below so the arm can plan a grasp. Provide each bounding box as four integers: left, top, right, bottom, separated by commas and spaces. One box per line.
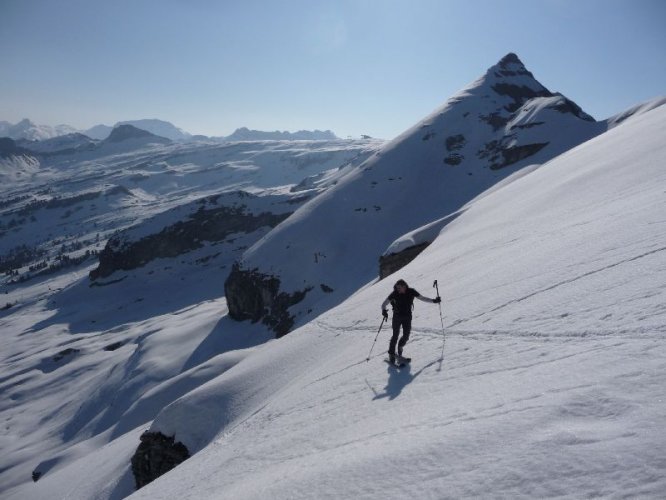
16, 97, 666, 499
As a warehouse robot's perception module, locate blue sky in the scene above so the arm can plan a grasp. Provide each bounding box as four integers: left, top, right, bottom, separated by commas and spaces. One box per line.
1, 0, 664, 139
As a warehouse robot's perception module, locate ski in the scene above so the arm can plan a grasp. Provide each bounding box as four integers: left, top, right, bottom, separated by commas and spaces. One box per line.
384, 358, 407, 368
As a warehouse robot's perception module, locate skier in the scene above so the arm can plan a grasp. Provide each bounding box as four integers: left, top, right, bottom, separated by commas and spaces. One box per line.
381, 279, 440, 365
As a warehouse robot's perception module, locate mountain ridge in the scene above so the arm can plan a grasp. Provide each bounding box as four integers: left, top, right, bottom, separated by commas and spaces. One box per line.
224, 52, 607, 336
1, 118, 341, 143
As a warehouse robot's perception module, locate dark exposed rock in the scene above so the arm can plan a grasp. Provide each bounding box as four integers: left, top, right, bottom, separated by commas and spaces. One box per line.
445, 134, 466, 152
510, 121, 544, 130
444, 153, 464, 166
495, 53, 535, 78
131, 431, 190, 490
53, 348, 80, 362
379, 242, 431, 280
491, 143, 549, 170
478, 139, 549, 170
32, 470, 42, 482
103, 341, 125, 351
320, 284, 334, 293
491, 83, 553, 113
90, 203, 291, 280
225, 264, 312, 337
479, 112, 510, 131
478, 140, 501, 164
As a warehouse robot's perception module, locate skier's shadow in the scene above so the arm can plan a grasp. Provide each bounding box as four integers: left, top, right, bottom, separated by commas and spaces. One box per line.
369, 363, 417, 401
366, 357, 441, 401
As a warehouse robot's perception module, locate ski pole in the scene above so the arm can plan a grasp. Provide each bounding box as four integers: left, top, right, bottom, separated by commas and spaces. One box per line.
366, 316, 386, 362
434, 280, 446, 353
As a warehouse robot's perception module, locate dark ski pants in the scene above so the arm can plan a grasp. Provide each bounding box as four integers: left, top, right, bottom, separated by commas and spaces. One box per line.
389, 314, 412, 355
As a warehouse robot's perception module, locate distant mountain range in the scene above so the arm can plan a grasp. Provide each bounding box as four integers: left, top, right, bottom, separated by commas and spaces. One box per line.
0, 119, 77, 141
0, 118, 340, 143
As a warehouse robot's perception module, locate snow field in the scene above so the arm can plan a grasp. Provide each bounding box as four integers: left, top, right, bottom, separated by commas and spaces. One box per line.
125, 105, 666, 498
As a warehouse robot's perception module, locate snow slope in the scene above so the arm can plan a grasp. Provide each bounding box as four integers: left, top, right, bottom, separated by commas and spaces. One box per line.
227, 53, 606, 335
0, 136, 381, 497
15, 92, 666, 500
136, 96, 666, 499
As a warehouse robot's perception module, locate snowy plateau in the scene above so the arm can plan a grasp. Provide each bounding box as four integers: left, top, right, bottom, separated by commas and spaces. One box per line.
1, 54, 665, 499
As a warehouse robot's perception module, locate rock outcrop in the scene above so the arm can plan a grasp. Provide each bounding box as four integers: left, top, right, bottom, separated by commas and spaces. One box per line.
90, 199, 291, 280
130, 431, 190, 490
225, 264, 312, 337
379, 242, 431, 279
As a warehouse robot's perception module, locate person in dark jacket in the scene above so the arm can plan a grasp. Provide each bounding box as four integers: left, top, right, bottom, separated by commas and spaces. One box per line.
381, 279, 440, 363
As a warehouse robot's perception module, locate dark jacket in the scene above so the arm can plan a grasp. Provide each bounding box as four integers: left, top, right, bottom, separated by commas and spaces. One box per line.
383, 287, 422, 317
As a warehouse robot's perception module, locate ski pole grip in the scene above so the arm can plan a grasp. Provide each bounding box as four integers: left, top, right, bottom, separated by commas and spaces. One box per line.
433, 279, 440, 298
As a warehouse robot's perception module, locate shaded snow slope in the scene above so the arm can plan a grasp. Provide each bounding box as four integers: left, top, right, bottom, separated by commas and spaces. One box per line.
0, 138, 380, 497
101, 98, 665, 500
228, 53, 605, 335
0, 153, 41, 182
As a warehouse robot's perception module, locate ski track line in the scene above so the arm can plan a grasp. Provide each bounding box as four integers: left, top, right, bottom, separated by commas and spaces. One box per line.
460, 245, 666, 323
417, 326, 665, 341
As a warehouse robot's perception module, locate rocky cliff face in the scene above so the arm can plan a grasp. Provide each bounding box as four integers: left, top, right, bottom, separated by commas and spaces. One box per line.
90, 192, 294, 280
225, 264, 312, 337
379, 242, 430, 280
130, 431, 190, 490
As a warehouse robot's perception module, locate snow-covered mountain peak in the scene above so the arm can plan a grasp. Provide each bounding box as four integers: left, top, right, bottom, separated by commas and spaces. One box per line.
492, 52, 535, 77
0, 119, 78, 141
225, 53, 604, 337
461, 52, 553, 114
